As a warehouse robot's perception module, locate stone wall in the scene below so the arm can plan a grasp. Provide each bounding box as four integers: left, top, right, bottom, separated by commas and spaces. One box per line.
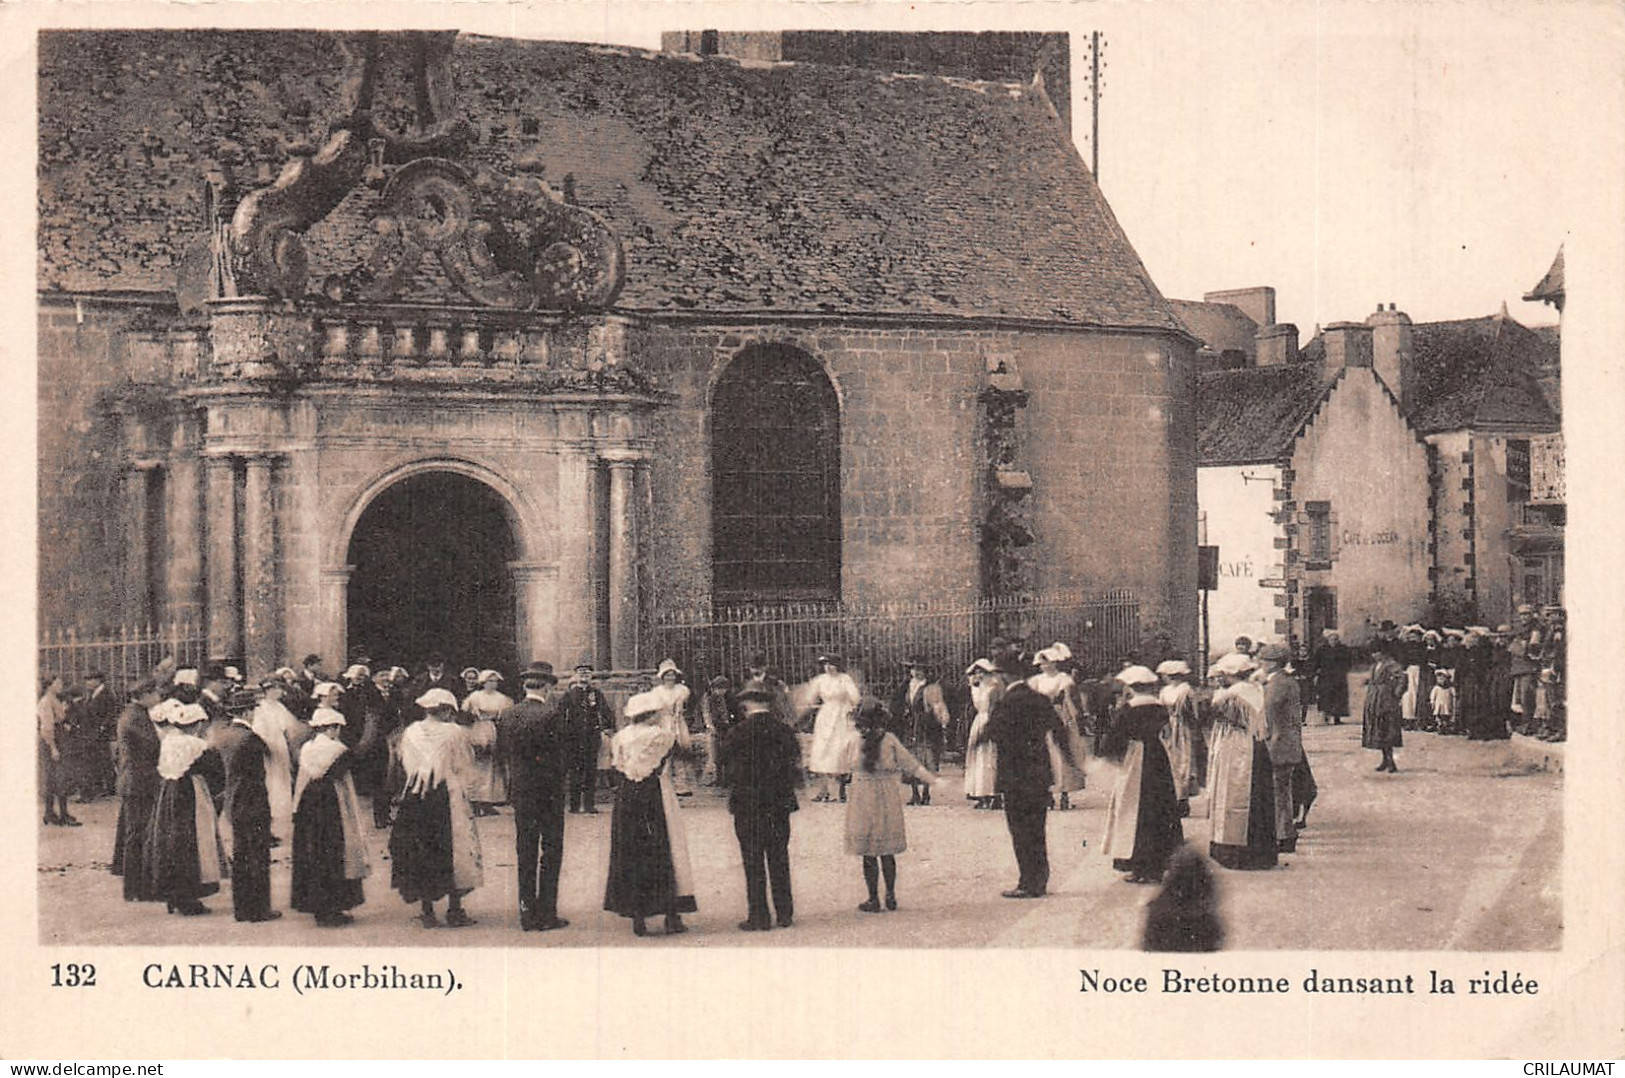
635, 320, 984, 611
38, 298, 147, 633
1470, 433, 1521, 627
1016, 331, 1199, 654
1428, 429, 1476, 623
635, 318, 1199, 658
39, 304, 1199, 667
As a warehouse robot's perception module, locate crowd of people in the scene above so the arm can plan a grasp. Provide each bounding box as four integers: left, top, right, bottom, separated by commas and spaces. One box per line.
1303, 606, 1567, 746
34, 609, 1561, 944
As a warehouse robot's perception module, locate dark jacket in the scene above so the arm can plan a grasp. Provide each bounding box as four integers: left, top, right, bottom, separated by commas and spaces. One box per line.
983, 682, 1069, 802
720, 712, 802, 816
560, 684, 614, 743
406, 671, 466, 722
216, 721, 271, 830
1262, 672, 1305, 764
338, 680, 384, 751
82, 685, 119, 742
504, 695, 570, 802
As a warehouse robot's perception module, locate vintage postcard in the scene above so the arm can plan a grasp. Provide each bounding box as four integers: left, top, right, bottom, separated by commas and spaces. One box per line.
4, 0, 1622, 1060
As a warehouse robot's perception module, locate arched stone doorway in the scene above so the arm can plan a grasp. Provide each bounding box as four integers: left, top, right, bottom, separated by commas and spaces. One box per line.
346, 471, 519, 672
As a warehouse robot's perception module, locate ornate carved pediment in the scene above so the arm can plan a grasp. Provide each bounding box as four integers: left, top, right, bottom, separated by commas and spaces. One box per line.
355, 157, 624, 311
201, 31, 624, 313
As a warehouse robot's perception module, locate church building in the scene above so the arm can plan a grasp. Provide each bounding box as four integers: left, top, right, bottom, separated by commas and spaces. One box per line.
38, 29, 1199, 675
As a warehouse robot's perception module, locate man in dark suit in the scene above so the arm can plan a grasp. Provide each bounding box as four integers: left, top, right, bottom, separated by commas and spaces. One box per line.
560, 662, 613, 814
217, 688, 281, 923
504, 661, 569, 931
976, 659, 1076, 899
408, 652, 463, 719
77, 671, 119, 799
719, 682, 802, 931
1259, 643, 1306, 854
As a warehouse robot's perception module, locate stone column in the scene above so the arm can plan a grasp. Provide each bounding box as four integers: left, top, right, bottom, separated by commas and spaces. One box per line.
510, 563, 561, 666
606, 456, 641, 670
554, 412, 603, 668
165, 420, 206, 628
317, 565, 353, 672
241, 454, 282, 676
204, 453, 241, 661
122, 462, 160, 627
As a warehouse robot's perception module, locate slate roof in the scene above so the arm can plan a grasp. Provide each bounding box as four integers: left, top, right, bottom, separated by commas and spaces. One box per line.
1407, 315, 1560, 434
37, 30, 1184, 331
1169, 299, 1259, 360
1196, 363, 1337, 466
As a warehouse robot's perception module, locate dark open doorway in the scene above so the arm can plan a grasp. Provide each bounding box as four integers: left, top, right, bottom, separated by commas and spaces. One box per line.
1306, 586, 1338, 649
346, 471, 518, 674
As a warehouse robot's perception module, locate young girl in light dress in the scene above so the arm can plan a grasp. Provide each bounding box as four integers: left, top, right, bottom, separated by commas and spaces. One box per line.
838, 699, 936, 912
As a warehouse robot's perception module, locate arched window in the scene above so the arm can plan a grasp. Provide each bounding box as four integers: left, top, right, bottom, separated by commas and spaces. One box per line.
711, 344, 841, 600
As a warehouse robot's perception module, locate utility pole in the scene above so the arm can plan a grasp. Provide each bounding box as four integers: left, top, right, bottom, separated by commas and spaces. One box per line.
1089, 31, 1104, 180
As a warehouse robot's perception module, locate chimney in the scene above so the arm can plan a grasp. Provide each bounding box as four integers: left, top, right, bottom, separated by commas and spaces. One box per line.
1322, 321, 1374, 373
1202, 286, 1275, 331
1255, 323, 1299, 367
1367, 302, 1415, 413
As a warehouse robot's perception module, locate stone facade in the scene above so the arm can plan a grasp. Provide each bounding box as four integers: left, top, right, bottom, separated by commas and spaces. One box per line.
38, 29, 1200, 674
636, 320, 1198, 648
1197, 367, 1430, 652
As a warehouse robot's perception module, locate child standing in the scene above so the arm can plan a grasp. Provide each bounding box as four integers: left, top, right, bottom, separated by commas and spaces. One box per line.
838, 699, 936, 912
1429, 670, 1456, 735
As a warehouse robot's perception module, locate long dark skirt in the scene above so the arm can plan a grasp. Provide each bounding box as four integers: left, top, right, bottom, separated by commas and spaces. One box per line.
232, 809, 276, 919
292, 783, 364, 915
1470, 670, 1512, 740
145, 777, 222, 904
1111, 739, 1185, 877
603, 774, 698, 919
389, 784, 460, 904
112, 782, 162, 900
1415, 665, 1436, 729
1210, 741, 1278, 870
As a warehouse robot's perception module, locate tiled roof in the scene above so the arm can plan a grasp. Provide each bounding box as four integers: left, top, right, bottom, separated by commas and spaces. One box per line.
38, 30, 1185, 331
1407, 315, 1560, 434
1196, 364, 1336, 465
1169, 299, 1258, 359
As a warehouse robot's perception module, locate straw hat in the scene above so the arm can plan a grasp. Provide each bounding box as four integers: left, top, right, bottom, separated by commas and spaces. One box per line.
1115, 665, 1158, 687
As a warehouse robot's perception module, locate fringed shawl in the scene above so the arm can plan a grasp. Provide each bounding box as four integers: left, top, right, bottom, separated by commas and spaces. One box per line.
156, 733, 210, 781
611, 723, 675, 783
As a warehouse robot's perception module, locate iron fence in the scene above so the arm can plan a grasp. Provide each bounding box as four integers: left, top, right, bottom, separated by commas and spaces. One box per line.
37, 621, 208, 696
648, 588, 1139, 695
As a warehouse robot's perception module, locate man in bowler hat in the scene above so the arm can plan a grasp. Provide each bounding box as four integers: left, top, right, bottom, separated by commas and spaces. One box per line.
217, 687, 282, 922
503, 661, 570, 931
719, 682, 802, 930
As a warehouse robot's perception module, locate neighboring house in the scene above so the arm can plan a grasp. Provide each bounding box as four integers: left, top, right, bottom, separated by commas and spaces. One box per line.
1407, 308, 1564, 623
38, 29, 1199, 673
1185, 278, 1563, 647
1195, 321, 1431, 652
